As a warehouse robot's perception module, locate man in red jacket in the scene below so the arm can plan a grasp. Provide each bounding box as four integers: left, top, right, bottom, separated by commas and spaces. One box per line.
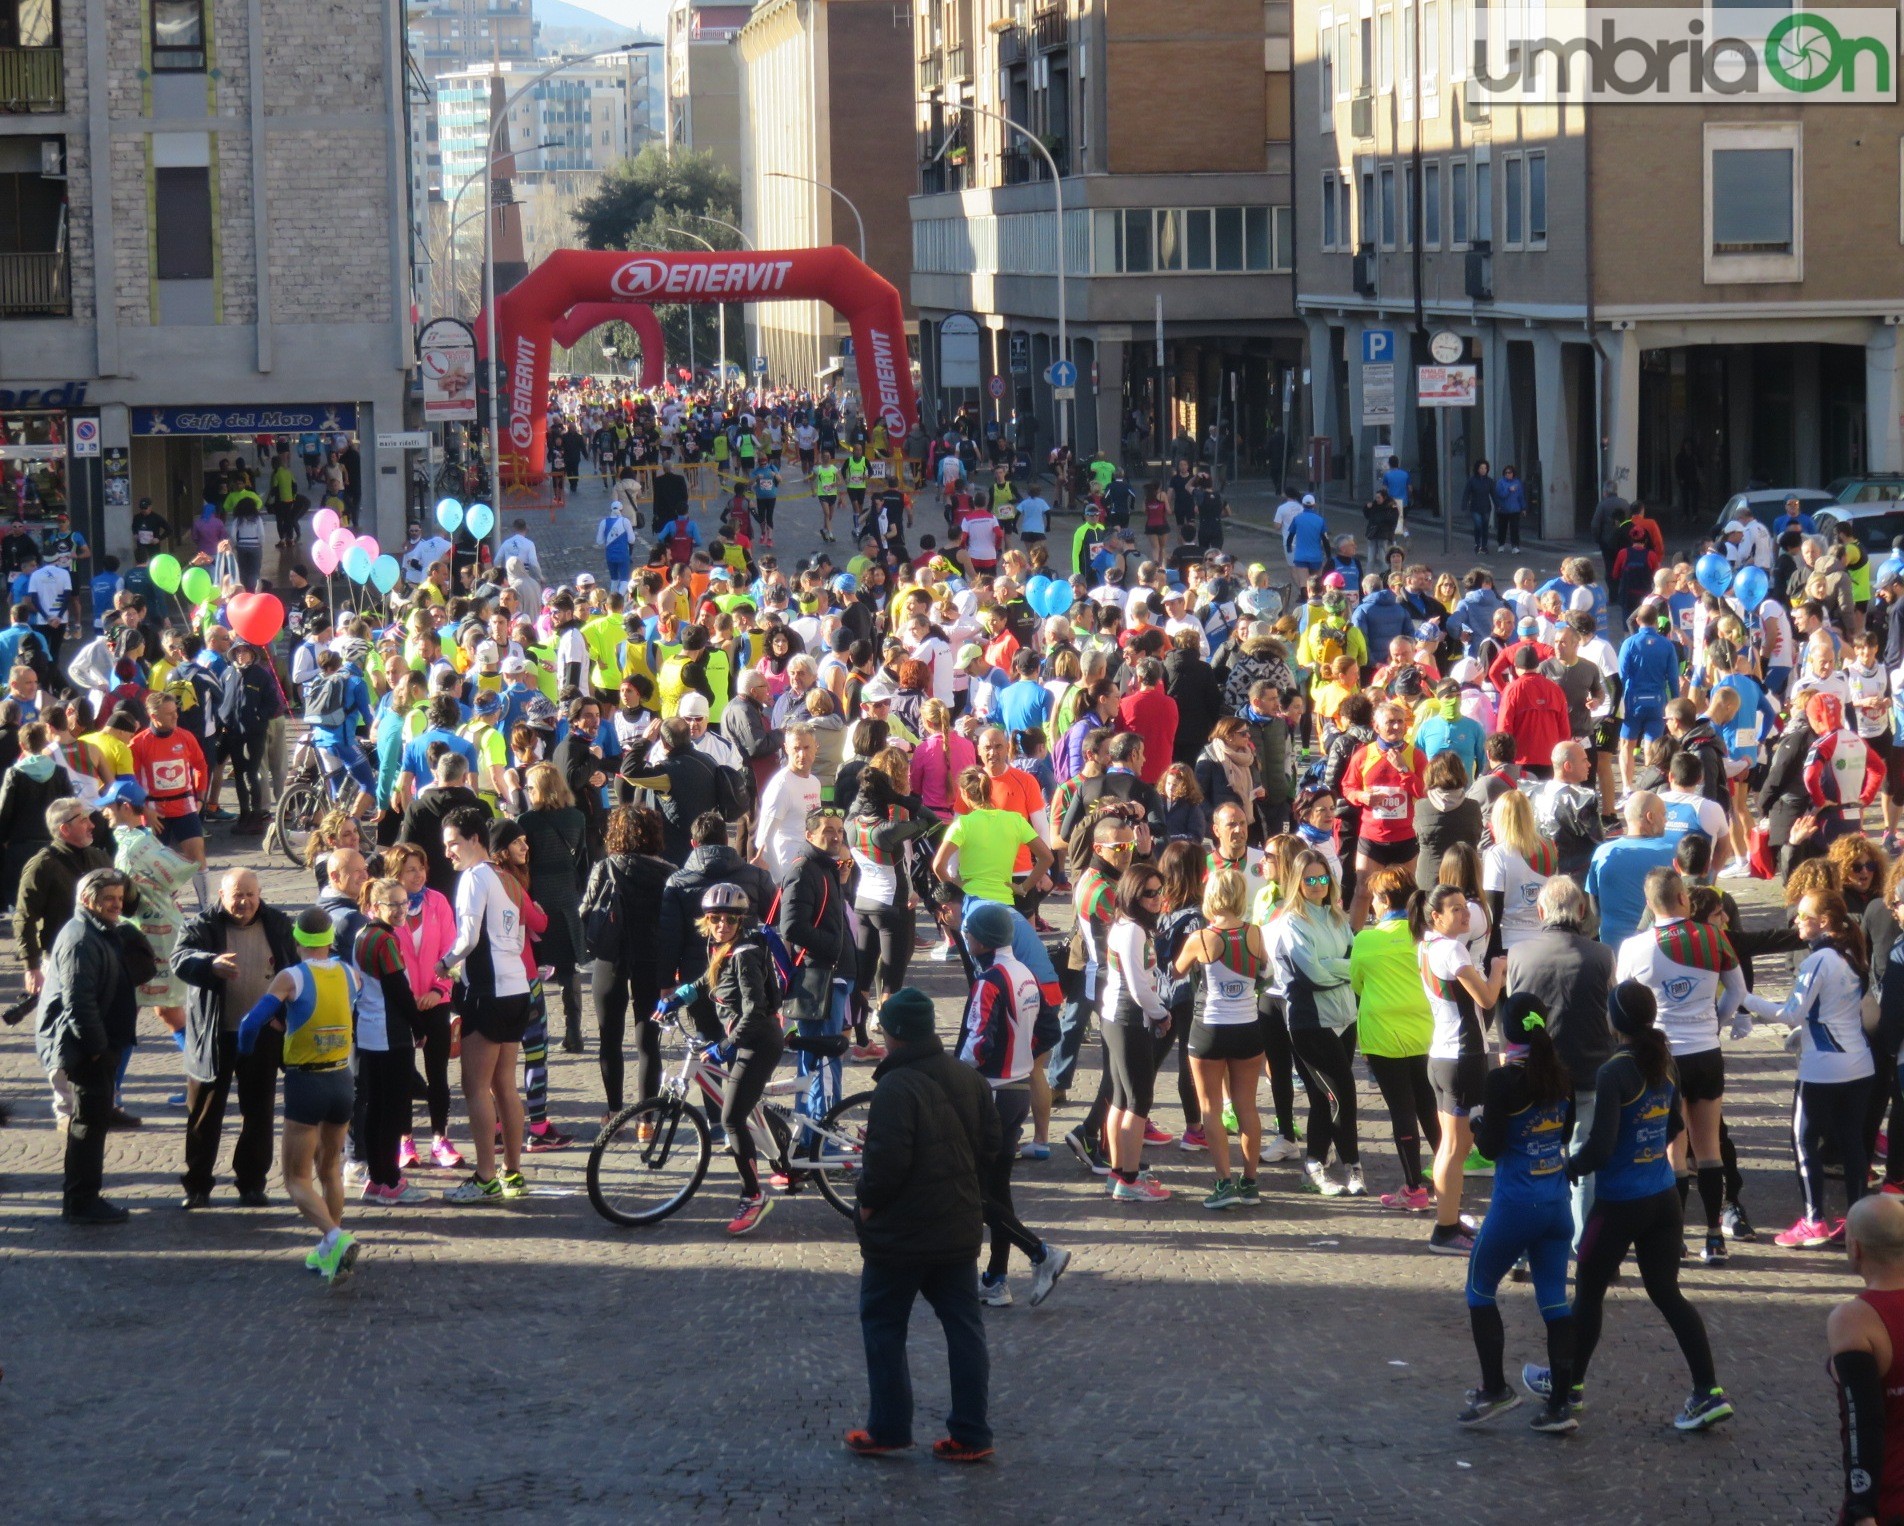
1496, 646, 1572, 779
131, 691, 210, 889
1340, 700, 1428, 925
1115, 657, 1177, 785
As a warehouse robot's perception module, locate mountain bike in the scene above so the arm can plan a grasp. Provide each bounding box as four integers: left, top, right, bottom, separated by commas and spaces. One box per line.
586, 1009, 872, 1228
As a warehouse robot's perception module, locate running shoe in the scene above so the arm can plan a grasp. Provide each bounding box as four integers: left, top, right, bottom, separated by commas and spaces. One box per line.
843, 1430, 911, 1457
1259, 1135, 1301, 1164
525, 1124, 573, 1153
443, 1174, 502, 1204
1522, 1364, 1587, 1411
850, 1042, 887, 1062
1457, 1387, 1523, 1426
1773, 1216, 1833, 1248
1132, 1171, 1172, 1201
1178, 1125, 1208, 1152
1699, 1235, 1729, 1266
304, 1246, 323, 1273
1829, 1218, 1849, 1245
1202, 1178, 1241, 1211
930, 1438, 995, 1464
1462, 1146, 1495, 1176
431, 1137, 464, 1170
1672, 1388, 1736, 1431
359, 1181, 395, 1204
1142, 1121, 1177, 1147
498, 1170, 528, 1200
317, 1231, 359, 1287
1234, 1179, 1262, 1206
1028, 1245, 1071, 1307
1380, 1185, 1432, 1212
1108, 1177, 1149, 1202
1343, 1165, 1368, 1198
931, 940, 958, 962
727, 1194, 774, 1235
978, 1274, 1013, 1307
397, 1136, 420, 1170
1529, 1403, 1578, 1436
1017, 1140, 1050, 1161
344, 1160, 370, 1189
1065, 1129, 1110, 1175
1299, 1160, 1343, 1197
1428, 1225, 1476, 1256
1721, 1202, 1756, 1241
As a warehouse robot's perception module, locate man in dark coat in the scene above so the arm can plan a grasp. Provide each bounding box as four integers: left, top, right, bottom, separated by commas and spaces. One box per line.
1162, 629, 1223, 768
656, 811, 775, 988
779, 809, 851, 1117
397, 751, 490, 898
848, 988, 1001, 1460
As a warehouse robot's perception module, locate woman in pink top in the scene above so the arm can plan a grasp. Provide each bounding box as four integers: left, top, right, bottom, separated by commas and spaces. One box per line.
754, 624, 801, 703
385, 843, 461, 1170
911, 698, 978, 817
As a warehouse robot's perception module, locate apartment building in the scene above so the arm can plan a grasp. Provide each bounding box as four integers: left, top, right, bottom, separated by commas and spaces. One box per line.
1291, 0, 1904, 533
736, 0, 916, 386
667, 0, 751, 173
437, 52, 655, 203
407, 0, 535, 79
0, 0, 412, 551
910, 0, 1302, 465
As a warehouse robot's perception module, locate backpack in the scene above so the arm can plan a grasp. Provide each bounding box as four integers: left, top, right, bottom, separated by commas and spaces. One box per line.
1309, 621, 1348, 674
666, 519, 693, 565
581, 857, 627, 962
305, 670, 350, 730
1617, 553, 1654, 608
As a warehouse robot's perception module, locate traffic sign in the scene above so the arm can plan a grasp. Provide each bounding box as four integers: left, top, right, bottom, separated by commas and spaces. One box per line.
1046, 359, 1077, 388
752, 356, 768, 374
1009, 333, 1030, 374
1362, 329, 1395, 364
70, 417, 99, 457
1052, 386, 1076, 401
987, 376, 1006, 399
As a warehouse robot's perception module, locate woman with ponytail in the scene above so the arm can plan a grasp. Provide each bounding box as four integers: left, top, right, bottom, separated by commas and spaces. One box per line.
1531, 979, 1735, 1434
1457, 993, 1576, 1433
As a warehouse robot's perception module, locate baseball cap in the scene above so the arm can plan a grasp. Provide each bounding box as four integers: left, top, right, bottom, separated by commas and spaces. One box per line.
955, 642, 985, 666
98, 779, 149, 809
500, 653, 529, 675
1301, 494, 1316, 507
675, 693, 710, 718
476, 640, 500, 665
576, 572, 597, 587
861, 675, 897, 705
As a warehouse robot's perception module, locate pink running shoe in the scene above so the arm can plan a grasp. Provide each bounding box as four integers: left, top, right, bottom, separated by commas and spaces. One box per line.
1178, 1125, 1207, 1153
432, 1136, 465, 1170
1381, 1185, 1433, 1212
397, 1136, 420, 1170
1773, 1216, 1833, 1248
1131, 1173, 1172, 1202
1142, 1121, 1177, 1147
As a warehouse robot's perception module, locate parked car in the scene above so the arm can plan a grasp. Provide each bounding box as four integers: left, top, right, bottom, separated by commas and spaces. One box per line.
1706, 487, 1835, 545
1829, 474, 1904, 509
1817, 498, 1904, 557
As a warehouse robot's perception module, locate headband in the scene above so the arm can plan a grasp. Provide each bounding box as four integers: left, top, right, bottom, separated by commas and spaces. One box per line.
292, 924, 336, 948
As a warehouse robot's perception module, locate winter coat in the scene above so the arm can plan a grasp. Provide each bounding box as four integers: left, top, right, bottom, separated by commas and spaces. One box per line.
1162, 649, 1224, 767
36, 908, 149, 1072
171, 903, 300, 1084
658, 844, 776, 984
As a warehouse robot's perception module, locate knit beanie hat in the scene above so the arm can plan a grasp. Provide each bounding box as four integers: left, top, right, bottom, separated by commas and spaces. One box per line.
1608, 979, 1658, 1039
877, 987, 937, 1042
965, 903, 1015, 951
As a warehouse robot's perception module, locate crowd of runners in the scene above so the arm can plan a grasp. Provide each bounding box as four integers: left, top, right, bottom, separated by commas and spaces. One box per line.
19, 380, 1904, 1498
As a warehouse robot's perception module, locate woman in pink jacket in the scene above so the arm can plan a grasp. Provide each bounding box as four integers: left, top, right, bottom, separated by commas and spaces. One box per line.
385, 843, 462, 1170
910, 699, 977, 818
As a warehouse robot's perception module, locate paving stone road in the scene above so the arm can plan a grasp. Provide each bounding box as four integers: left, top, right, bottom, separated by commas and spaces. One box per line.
0, 469, 1859, 1523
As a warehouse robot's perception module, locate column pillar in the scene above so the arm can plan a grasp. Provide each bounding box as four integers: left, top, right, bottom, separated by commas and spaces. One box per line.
1603, 326, 1641, 500
1532, 329, 1575, 541
1792, 342, 1821, 484
1868, 324, 1903, 473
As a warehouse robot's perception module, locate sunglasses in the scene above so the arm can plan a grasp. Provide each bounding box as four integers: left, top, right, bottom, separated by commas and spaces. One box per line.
1139, 886, 1163, 898
706, 911, 742, 922
1302, 874, 1332, 887
1102, 840, 1134, 851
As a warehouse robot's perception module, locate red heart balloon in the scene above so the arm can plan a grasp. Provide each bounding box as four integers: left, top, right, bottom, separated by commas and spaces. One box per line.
228, 591, 285, 646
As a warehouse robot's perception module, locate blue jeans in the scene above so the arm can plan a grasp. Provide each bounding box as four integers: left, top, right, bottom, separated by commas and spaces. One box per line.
859, 1258, 991, 1448
1045, 969, 1097, 1094
791, 962, 842, 1120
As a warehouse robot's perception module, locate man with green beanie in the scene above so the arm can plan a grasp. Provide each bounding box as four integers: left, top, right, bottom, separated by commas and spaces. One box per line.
845, 987, 1001, 1463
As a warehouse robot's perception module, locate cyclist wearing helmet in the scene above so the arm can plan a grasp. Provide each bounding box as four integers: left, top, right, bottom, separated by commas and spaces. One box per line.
663, 881, 786, 1236
305, 646, 376, 821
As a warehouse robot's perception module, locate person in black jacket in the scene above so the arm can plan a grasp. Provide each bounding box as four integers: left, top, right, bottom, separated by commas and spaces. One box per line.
552, 695, 610, 854
583, 805, 676, 1118
848, 988, 1001, 1461
398, 752, 491, 897
1753, 710, 1817, 876
620, 717, 721, 862
657, 811, 776, 989
1163, 630, 1223, 768
780, 808, 852, 1119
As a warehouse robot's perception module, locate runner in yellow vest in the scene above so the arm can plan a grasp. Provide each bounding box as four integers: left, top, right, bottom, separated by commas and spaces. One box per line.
582, 605, 627, 698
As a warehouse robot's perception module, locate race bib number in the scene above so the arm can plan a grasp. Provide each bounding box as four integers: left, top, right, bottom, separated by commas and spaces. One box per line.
1369, 786, 1407, 821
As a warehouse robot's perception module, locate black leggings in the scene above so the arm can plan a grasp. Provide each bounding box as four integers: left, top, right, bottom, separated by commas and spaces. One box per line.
592, 959, 661, 1113
855, 902, 915, 1004
357, 1047, 412, 1189
1101, 1016, 1158, 1115
1572, 1187, 1718, 1393
1258, 994, 1298, 1141
1365, 1052, 1440, 1191
1290, 1024, 1360, 1166
722, 1040, 783, 1196
985, 1087, 1046, 1278
1795, 1075, 1874, 1223
1148, 1003, 1201, 1128
413, 1004, 454, 1139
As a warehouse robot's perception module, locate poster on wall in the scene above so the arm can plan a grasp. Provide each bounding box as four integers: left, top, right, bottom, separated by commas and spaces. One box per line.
103, 447, 129, 507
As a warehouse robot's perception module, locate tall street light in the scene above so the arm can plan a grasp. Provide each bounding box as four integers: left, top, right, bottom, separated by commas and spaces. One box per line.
482, 40, 661, 515
439, 138, 564, 311
681, 212, 757, 388
926, 98, 1068, 449
664, 226, 726, 384
764, 169, 865, 263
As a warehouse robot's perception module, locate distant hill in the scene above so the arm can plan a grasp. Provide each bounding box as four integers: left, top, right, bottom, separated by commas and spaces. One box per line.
536, 0, 667, 46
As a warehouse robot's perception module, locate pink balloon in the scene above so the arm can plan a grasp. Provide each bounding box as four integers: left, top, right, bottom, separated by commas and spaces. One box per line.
311, 540, 339, 575
312, 507, 339, 539
327, 527, 354, 555
357, 536, 381, 564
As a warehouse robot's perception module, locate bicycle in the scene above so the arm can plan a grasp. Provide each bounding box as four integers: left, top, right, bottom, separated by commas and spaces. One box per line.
586, 1009, 873, 1228
269, 724, 360, 866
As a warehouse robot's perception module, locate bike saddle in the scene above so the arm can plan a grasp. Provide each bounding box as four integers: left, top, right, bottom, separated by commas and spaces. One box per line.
784, 1032, 851, 1060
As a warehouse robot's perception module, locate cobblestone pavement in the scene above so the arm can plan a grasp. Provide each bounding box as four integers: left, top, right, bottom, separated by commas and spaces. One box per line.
0, 471, 1855, 1523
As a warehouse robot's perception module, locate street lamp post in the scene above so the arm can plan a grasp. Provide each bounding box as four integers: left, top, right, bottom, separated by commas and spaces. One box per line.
681, 212, 755, 391
929, 99, 1068, 450
439, 139, 564, 313
482, 41, 660, 523
665, 226, 725, 387
764, 169, 865, 263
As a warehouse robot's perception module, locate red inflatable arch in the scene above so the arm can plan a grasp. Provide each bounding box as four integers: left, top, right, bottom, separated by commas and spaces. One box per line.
489, 246, 915, 483
550, 302, 666, 389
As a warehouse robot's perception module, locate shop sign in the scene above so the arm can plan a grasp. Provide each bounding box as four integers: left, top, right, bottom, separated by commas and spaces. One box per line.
133, 405, 359, 436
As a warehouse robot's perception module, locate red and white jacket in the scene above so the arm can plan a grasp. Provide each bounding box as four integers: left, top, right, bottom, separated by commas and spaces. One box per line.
956, 947, 1040, 1088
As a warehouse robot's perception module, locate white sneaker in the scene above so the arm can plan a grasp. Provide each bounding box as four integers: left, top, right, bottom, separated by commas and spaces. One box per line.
978, 1274, 1013, 1307
1303, 1159, 1345, 1197
1344, 1165, 1368, 1198
344, 1160, 370, 1188
931, 940, 958, 963
1259, 1135, 1300, 1164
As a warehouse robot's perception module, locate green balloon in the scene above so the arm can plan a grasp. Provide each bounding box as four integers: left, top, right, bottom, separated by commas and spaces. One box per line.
181, 566, 213, 604
148, 553, 182, 593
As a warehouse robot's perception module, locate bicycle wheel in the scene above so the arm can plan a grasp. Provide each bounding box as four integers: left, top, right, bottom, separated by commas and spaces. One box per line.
808, 1090, 875, 1219
273, 778, 327, 868
587, 1099, 711, 1227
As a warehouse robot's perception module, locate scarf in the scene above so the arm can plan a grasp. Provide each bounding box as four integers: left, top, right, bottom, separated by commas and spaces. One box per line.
1200, 736, 1254, 808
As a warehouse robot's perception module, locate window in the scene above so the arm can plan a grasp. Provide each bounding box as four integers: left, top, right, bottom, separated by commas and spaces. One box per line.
1275, 206, 1295, 270
1123, 207, 1152, 272
1401, 3, 1416, 108
1705, 123, 1801, 281
1377, 8, 1394, 91
154, 166, 213, 278
1404, 163, 1416, 248
1503, 154, 1523, 246
1450, 157, 1469, 244
1474, 156, 1492, 242
1422, 0, 1439, 94
1423, 162, 1441, 245
1527, 149, 1546, 245
1379, 165, 1397, 247
1336, 19, 1353, 96
1320, 20, 1336, 122
1245, 206, 1272, 268
1361, 168, 1375, 244
1359, 16, 1373, 89
1186, 207, 1212, 267
1321, 172, 1340, 250
1339, 177, 1352, 246
1156, 208, 1184, 271
1214, 206, 1244, 268
152, 0, 206, 71
1452, 0, 1468, 80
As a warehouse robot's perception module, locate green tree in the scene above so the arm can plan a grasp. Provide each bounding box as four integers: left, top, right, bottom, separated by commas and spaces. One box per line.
571, 145, 745, 378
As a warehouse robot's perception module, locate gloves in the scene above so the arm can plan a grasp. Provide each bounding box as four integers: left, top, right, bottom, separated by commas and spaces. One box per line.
1728, 1015, 1753, 1042
668, 983, 697, 1009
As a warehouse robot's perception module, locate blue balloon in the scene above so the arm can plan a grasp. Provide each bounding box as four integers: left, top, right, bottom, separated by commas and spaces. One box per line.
1732, 565, 1768, 609
436, 498, 464, 533
1040, 581, 1075, 617
343, 546, 372, 584
466, 501, 495, 539
1695, 552, 1733, 597
370, 554, 401, 594
1025, 574, 1052, 605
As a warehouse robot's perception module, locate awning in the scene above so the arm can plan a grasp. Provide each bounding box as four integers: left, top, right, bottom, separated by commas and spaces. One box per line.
816, 360, 843, 380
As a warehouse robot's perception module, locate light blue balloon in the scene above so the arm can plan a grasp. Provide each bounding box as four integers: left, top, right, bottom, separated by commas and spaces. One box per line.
436, 498, 464, 533
1041, 581, 1074, 617
1732, 565, 1768, 608
370, 554, 401, 594
1695, 552, 1732, 597
343, 545, 372, 583
1025, 574, 1052, 605
466, 501, 495, 539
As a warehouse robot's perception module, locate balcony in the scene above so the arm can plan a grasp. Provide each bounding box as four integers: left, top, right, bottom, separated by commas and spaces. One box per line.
1002, 148, 1030, 185
1033, 2, 1066, 50
920, 157, 969, 196
998, 25, 1027, 66
0, 250, 69, 317
0, 46, 61, 113
946, 41, 968, 80
1005, 136, 1065, 181
919, 51, 942, 88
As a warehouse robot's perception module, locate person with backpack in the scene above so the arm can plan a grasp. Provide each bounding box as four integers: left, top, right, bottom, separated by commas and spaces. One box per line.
660, 881, 787, 1237
595, 504, 637, 587
582, 805, 675, 1122
305, 644, 376, 823
1612, 525, 1660, 621
217, 641, 280, 837
777, 805, 852, 1123
654, 509, 700, 569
